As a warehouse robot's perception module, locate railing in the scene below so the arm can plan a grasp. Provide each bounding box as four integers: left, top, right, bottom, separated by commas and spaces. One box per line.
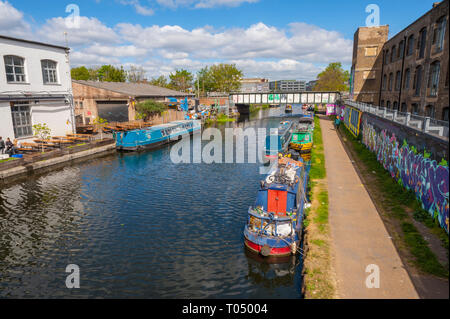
345, 100, 449, 140
248, 207, 294, 237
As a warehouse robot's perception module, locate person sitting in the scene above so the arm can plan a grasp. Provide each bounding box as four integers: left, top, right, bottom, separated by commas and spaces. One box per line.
5, 138, 16, 156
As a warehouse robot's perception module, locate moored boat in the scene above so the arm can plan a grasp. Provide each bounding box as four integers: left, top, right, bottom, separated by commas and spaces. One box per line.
289, 117, 314, 154
264, 121, 294, 159
113, 120, 201, 152
244, 156, 308, 258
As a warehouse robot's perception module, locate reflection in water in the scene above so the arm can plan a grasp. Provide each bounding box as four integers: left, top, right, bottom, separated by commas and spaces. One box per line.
0, 107, 305, 298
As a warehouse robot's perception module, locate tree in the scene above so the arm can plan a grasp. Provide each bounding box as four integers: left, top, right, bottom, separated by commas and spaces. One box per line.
208, 63, 243, 93
97, 65, 127, 82
93, 117, 108, 140
313, 62, 350, 92
196, 67, 214, 97
127, 66, 147, 83
135, 100, 168, 121
32, 123, 51, 153
169, 69, 193, 92
149, 75, 169, 88
71, 67, 90, 80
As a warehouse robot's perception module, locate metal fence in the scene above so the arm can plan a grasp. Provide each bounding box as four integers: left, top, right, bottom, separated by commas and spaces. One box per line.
345, 100, 449, 140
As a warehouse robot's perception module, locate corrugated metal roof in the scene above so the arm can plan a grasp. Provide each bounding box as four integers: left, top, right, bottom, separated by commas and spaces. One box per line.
72, 80, 194, 98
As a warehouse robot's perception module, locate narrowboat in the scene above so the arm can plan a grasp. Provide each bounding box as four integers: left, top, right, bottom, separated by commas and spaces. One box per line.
285, 104, 293, 113
264, 121, 294, 159
113, 120, 201, 152
289, 117, 314, 154
244, 156, 308, 258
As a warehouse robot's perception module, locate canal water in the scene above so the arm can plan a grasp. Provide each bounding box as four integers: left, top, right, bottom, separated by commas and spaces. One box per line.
0, 105, 305, 298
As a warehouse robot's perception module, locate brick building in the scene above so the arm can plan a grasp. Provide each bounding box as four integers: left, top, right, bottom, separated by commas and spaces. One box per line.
72, 80, 193, 124
351, 0, 449, 120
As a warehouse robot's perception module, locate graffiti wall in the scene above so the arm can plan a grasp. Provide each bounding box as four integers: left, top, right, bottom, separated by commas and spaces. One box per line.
362, 116, 449, 233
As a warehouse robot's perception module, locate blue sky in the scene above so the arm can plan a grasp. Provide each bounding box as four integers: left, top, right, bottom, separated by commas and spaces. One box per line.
0, 0, 441, 81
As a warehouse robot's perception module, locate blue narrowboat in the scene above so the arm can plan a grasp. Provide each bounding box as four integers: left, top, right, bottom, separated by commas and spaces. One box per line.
264, 121, 294, 159
244, 157, 308, 257
113, 120, 201, 151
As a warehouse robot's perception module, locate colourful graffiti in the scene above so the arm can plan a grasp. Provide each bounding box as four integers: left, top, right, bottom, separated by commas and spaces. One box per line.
363, 121, 449, 233
343, 106, 362, 137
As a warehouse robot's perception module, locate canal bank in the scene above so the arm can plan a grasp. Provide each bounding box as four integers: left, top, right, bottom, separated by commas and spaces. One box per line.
0, 107, 307, 298
0, 139, 116, 183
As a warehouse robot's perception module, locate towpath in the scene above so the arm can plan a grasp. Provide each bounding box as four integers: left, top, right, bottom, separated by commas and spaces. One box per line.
320, 116, 419, 299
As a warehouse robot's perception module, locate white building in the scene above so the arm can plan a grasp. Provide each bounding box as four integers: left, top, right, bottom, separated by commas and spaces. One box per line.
0, 35, 74, 142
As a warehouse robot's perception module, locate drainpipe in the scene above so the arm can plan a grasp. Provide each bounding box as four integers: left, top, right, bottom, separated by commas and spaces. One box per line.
398, 35, 407, 111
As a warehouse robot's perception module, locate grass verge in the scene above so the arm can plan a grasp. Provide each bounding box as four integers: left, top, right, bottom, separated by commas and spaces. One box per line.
0, 157, 18, 164
303, 116, 335, 299
338, 124, 448, 278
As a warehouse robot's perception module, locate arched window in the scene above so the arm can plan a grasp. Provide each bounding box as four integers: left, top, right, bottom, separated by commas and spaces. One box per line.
41, 60, 58, 84
393, 101, 398, 110
386, 101, 391, 109
391, 46, 396, 62
407, 35, 415, 56
418, 28, 427, 58
429, 61, 440, 96
404, 68, 411, 89
389, 73, 394, 91
414, 66, 422, 96
382, 74, 387, 90
4, 55, 26, 82
434, 16, 447, 52
412, 103, 419, 115
395, 71, 401, 91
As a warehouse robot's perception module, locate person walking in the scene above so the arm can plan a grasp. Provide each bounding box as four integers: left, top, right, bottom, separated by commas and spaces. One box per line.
334, 116, 341, 130
5, 138, 16, 156
0, 136, 5, 154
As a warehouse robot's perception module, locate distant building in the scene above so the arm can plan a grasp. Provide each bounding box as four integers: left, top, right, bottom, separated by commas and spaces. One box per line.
239, 78, 270, 93
306, 80, 318, 91
351, 0, 449, 120
269, 80, 306, 92
72, 80, 194, 124
0, 35, 74, 141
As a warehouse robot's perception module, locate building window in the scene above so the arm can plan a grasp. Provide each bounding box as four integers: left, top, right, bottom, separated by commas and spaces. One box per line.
393, 101, 398, 110
382, 74, 387, 90
384, 50, 389, 65
386, 101, 391, 109
401, 103, 407, 112
388, 73, 393, 91
4, 55, 26, 83
79, 101, 84, 109
418, 28, 427, 59
395, 71, 401, 91
404, 68, 411, 89
365, 47, 378, 56
425, 105, 435, 118
391, 46, 396, 62
429, 61, 440, 96
381, 100, 385, 107
407, 35, 415, 56
398, 40, 405, 59
41, 60, 58, 84
443, 107, 449, 121
414, 66, 422, 96
11, 102, 32, 138
412, 103, 419, 115
434, 16, 447, 52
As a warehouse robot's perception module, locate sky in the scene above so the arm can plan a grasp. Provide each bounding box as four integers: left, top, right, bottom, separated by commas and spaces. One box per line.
0, 0, 441, 81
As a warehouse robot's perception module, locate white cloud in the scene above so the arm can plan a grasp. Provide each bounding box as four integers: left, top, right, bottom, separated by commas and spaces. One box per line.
37, 16, 120, 47
0, 1, 32, 38
120, 0, 154, 16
